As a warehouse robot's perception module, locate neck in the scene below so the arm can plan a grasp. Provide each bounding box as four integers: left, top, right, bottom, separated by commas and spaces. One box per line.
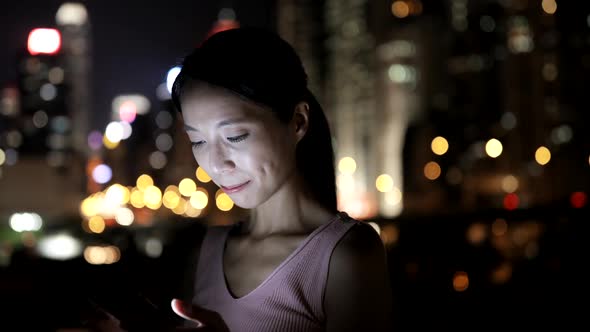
245, 174, 334, 238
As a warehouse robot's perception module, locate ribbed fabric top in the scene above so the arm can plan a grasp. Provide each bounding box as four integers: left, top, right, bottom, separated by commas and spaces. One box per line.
192, 212, 360, 332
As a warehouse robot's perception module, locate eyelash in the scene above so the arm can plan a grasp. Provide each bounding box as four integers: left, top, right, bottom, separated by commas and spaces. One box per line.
191, 133, 249, 149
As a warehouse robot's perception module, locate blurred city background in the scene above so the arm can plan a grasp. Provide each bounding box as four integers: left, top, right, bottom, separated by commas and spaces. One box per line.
1, 0, 589, 330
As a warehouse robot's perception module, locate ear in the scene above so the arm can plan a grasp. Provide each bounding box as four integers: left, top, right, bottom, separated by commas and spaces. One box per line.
292, 102, 310, 144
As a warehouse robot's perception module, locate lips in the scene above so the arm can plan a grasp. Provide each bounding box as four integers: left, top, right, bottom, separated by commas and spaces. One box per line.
221, 181, 251, 193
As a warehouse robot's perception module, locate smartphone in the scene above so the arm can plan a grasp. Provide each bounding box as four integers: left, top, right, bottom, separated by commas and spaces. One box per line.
83, 292, 180, 331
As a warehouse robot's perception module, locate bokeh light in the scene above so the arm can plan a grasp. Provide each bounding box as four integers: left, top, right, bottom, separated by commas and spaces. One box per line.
424, 161, 441, 180
452, 271, 469, 292
535, 146, 551, 165
84, 245, 120, 265
501, 175, 519, 193
92, 164, 112, 184
143, 186, 162, 210
136, 174, 154, 191
216, 191, 234, 211
338, 157, 357, 175
431, 136, 449, 155
120, 121, 133, 140
102, 135, 119, 150
570, 192, 587, 208
179, 178, 197, 196
163, 186, 181, 209
503, 193, 519, 210
149, 151, 167, 169
115, 207, 135, 226
56, 2, 88, 25
391, 1, 410, 18
541, 0, 557, 15
376, 174, 394, 193
27, 28, 61, 55
9, 213, 43, 232
118, 100, 137, 123
190, 190, 209, 210
196, 166, 212, 183
105, 121, 124, 143
130, 188, 145, 208
166, 66, 182, 94
485, 139, 503, 158
37, 233, 82, 261
87, 131, 103, 150
88, 216, 106, 234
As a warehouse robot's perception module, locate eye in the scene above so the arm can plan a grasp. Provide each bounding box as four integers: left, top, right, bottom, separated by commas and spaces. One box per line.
227, 133, 249, 143
191, 141, 205, 149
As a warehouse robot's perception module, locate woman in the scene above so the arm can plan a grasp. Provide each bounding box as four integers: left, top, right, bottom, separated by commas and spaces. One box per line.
169, 27, 394, 332
91, 27, 393, 332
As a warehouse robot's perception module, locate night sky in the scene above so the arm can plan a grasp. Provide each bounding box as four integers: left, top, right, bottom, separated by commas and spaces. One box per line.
1, 0, 275, 128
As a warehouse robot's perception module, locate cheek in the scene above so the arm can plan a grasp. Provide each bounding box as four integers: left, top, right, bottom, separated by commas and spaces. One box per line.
191, 150, 213, 176
191, 149, 203, 165
249, 143, 296, 178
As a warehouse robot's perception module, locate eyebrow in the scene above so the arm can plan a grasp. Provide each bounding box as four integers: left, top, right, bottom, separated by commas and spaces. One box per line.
184, 118, 249, 132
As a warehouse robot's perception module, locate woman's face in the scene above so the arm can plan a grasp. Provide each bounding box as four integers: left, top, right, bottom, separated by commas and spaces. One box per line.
180, 82, 298, 209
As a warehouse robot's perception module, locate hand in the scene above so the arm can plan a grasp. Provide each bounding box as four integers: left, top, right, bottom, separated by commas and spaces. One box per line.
170, 299, 230, 332
81, 302, 127, 332
81, 296, 175, 332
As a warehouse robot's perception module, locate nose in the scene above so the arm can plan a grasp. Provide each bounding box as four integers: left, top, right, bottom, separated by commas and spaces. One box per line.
208, 143, 235, 175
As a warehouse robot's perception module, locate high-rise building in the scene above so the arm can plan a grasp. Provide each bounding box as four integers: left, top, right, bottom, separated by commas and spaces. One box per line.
275, 0, 326, 103
56, 2, 92, 157
0, 83, 21, 151
16, 27, 70, 166
0, 5, 94, 226
323, 0, 380, 219
369, 0, 441, 217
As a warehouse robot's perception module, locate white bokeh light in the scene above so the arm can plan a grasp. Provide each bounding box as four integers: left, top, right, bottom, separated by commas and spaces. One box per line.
105, 121, 124, 143
56, 3, 89, 26
145, 238, 163, 258
92, 164, 113, 184
120, 121, 133, 140
9, 213, 43, 232
37, 233, 83, 260
166, 66, 182, 94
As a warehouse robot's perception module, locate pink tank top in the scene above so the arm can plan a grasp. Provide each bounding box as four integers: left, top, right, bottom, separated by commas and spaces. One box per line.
192, 211, 359, 332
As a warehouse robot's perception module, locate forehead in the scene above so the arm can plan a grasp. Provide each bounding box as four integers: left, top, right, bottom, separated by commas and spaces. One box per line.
180, 81, 269, 124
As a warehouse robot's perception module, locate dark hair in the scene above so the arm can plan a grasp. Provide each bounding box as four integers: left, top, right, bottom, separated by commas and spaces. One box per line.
171, 27, 337, 212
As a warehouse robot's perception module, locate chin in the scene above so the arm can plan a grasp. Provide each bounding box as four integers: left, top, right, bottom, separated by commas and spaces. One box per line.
230, 199, 259, 209
228, 191, 268, 209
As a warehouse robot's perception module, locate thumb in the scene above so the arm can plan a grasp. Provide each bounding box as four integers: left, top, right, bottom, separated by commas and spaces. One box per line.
171, 299, 204, 328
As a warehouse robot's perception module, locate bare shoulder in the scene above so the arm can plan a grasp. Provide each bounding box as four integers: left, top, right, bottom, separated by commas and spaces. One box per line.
335, 220, 385, 256
325, 219, 393, 332
328, 220, 388, 285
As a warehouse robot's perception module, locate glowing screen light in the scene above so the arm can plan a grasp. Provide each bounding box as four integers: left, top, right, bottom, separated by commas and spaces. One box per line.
27, 28, 61, 55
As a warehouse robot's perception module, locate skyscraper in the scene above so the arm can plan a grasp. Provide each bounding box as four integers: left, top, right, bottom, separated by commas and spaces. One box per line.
275, 0, 326, 103
56, 2, 92, 158
324, 0, 380, 219
16, 28, 69, 163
